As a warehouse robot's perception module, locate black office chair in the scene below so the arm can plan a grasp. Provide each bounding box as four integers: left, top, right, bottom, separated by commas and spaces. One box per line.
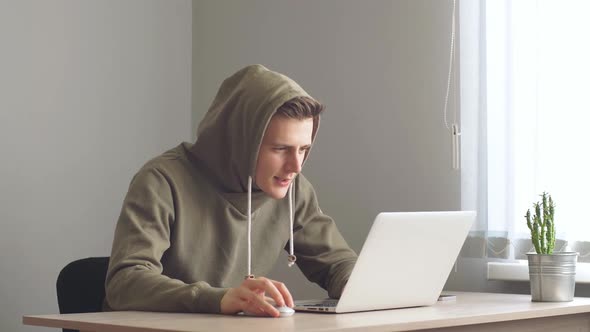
56, 257, 110, 332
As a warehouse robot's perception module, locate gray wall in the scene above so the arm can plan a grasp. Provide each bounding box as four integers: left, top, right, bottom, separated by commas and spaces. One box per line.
192, 0, 461, 299
0, 1, 192, 331
0, 1, 487, 331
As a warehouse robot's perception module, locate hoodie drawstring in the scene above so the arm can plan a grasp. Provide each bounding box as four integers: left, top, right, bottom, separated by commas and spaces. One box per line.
245, 176, 297, 279
287, 182, 296, 267
246, 176, 253, 279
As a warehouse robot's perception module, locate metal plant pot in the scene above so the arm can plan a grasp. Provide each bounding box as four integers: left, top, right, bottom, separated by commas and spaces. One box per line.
527, 252, 578, 302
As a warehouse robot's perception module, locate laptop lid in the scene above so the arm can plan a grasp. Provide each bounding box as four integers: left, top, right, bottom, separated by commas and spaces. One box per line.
296, 211, 474, 313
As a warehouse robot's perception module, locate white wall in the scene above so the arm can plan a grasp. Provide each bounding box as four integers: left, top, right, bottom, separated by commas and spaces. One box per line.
192, 0, 461, 298
0, 1, 192, 331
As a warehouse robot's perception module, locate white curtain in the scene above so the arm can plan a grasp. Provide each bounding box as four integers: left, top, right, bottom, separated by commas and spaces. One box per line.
460, 0, 590, 260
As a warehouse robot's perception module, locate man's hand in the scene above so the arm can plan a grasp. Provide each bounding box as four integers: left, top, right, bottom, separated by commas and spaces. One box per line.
220, 277, 294, 317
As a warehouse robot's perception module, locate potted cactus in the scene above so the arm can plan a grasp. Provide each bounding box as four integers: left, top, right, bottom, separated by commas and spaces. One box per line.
525, 192, 577, 302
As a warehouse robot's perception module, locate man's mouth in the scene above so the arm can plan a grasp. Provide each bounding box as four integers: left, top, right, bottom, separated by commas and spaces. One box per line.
274, 176, 292, 186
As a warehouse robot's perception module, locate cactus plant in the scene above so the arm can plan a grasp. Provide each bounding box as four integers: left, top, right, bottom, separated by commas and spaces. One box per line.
525, 192, 556, 254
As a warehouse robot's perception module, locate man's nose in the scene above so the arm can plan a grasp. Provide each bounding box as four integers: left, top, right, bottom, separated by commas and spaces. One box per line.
286, 151, 303, 173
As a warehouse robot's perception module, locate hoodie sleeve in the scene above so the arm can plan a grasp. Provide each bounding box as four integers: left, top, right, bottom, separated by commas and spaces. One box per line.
104, 167, 228, 313
291, 175, 358, 299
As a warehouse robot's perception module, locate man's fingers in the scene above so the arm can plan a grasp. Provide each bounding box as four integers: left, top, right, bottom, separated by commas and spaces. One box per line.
241, 300, 266, 316
243, 277, 286, 307
237, 287, 279, 317
270, 280, 294, 308
221, 281, 291, 317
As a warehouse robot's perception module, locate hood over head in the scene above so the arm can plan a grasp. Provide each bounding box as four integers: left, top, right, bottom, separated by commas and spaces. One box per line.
190, 64, 320, 198
189, 65, 325, 275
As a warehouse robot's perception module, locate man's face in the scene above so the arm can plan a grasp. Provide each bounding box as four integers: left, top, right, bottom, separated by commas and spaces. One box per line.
255, 115, 314, 199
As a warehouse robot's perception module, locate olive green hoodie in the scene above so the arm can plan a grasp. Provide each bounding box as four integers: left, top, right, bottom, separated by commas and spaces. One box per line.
104, 64, 357, 314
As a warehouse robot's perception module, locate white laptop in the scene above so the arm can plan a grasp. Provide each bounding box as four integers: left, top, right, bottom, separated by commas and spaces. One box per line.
294, 211, 475, 313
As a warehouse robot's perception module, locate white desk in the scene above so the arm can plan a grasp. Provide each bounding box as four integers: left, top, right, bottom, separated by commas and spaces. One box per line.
23, 292, 590, 332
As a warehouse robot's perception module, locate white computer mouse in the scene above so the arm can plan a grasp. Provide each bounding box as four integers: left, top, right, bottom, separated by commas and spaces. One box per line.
242, 305, 295, 317
275, 306, 295, 317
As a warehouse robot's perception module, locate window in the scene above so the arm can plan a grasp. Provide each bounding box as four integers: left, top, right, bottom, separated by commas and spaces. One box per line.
460, 0, 590, 261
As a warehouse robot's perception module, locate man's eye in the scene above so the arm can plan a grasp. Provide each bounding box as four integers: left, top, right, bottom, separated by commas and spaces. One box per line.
299, 148, 310, 153
273, 147, 287, 151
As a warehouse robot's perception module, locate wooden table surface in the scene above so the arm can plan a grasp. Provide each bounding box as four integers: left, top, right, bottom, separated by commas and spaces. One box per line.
23, 292, 590, 332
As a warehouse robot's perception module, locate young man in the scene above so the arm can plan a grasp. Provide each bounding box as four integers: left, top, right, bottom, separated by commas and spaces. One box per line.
104, 65, 357, 317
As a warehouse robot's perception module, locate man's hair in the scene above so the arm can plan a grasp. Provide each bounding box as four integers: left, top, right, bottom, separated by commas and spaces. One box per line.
276, 96, 325, 120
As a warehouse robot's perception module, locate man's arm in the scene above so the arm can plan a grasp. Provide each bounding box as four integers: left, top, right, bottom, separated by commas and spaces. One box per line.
290, 175, 358, 298
105, 168, 227, 313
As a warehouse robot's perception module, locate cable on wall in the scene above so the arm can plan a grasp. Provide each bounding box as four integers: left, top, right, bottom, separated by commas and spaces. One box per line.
443, 0, 461, 170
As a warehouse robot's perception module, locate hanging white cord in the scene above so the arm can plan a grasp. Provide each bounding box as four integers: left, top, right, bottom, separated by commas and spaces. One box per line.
246, 176, 253, 278
443, 0, 461, 170
443, 0, 457, 130
287, 183, 296, 267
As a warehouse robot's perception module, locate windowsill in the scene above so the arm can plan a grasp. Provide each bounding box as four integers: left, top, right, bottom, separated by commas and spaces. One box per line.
487, 261, 590, 283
